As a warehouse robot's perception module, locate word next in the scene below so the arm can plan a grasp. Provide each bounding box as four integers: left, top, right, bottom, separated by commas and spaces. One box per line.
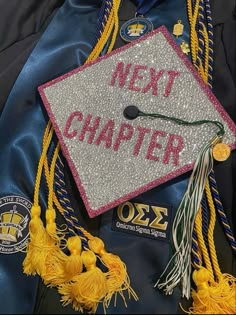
110, 61, 180, 97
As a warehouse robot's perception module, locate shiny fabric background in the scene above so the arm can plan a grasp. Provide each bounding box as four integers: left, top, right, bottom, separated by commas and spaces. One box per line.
0, 0, 64, 114
0, 1, 100, 313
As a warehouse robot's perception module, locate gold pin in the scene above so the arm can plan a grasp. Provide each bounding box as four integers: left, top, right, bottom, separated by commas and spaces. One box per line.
173, 20, 184, 38
180, 41, 190, 55
212, 142, 231, 161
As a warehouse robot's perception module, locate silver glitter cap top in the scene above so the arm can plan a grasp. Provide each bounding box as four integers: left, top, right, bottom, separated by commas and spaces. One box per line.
39, 26, 236, 218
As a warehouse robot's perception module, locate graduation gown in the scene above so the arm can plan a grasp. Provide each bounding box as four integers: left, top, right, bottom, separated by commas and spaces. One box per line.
0, 0, 235, 314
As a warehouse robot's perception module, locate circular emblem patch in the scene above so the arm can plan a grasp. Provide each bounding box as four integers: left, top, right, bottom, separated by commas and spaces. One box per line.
120, 17, 154, 42
0, 196, 31, 254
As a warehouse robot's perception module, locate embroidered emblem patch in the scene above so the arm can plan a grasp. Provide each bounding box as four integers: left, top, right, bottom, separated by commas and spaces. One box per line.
39, 26, 236, 218
0, 196, 31, 254
112, 200, 172, 241
120, 17, 154, 42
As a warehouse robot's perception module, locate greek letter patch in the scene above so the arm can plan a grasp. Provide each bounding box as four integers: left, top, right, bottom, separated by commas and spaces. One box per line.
112, 200, 172, 241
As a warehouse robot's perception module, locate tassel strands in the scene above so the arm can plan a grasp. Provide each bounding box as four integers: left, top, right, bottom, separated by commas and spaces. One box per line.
155, 136, 217, 298
188, 181, 236, 314
190, 266, 236, 314
49, 150, 138, 310
59, 250, 108, 314
24, 122, 68, 284
42, 149, 137, 309
43, 235, 83, 287
88, 237, 138, 307
53, 155, 138, 309
23, 123, 61, 277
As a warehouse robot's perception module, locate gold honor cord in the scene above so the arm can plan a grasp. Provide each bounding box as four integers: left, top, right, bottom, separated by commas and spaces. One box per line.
185, 0, 235, 313
23, 1, 139, 314
188, 181, 236, 314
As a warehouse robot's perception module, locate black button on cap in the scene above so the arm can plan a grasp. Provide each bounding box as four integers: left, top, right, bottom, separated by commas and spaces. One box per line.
123, 105, 139, 120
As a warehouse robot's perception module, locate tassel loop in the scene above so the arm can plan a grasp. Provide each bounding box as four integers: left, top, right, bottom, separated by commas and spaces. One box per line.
45, 208, 57, 238
28, 205, 44, 236
31, 205, 41, 218
64, 235, 83, 277
192, 267, 211, 291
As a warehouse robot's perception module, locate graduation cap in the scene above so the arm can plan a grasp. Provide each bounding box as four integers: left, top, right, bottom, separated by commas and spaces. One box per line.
38, 26, 236, 219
